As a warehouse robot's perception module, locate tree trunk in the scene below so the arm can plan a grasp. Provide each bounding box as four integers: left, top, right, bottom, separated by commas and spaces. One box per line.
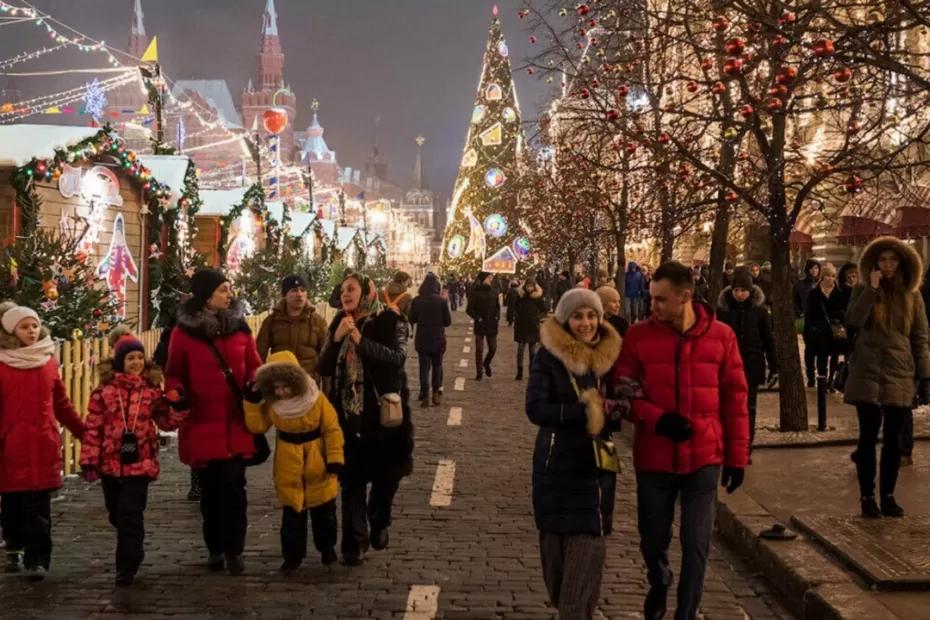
769, 214, 809, 431
707, 197, 730, 309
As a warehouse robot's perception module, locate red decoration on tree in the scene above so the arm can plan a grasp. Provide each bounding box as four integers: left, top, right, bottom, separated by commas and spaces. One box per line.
834, 67, 853, 83
725, 38, 745, 56
657, 132, 671, 144
712, 16, 730, 32
845, 175, 863, 193
529, 35, 537, 44
711, 81, 727, 94
724, 190, 739, 203
740, 104, 754, 118
686, 81, 699, 93
766, 98, 783, 111
262, 107, 288, 135
723, 58, 743, 75
617, 84, 630, 97
812, 39, 836, 57
576, 3, 590, 16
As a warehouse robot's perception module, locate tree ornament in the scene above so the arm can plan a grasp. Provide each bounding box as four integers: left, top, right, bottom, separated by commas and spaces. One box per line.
725, 38, 745, 56
767, 98, 783, 111
739, 104, 754, 118
834, 67, 852, 83
724, 126, 739, 139
701, 58, 714, 71
712, 16, 729, 32
723, 58, 743, 75
845, 175, 863, 193
576, 3, 590, 16
686, 81, 699, 93
42, 280, 59, 301
71, 328, 83, 341
657, 132, 671, 144
724, 191, 739, 203
617, 84, 629, 97
262, 107, 288, 135
812, 39, 835, 57
711, 81, 727, 94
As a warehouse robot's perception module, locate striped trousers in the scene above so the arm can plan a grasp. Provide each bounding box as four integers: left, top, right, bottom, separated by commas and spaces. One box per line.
539, 531, 607, 619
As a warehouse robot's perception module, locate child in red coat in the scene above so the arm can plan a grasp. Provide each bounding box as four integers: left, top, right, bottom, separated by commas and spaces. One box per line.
0, 302, 85, 581
80, 336, 186, 586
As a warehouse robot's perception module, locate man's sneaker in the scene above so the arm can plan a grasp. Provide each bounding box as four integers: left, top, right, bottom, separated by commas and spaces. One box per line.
207, 553, 225, 571
5, 551, 23, 573
321, 548, 338, 566
25, 566, 46, 582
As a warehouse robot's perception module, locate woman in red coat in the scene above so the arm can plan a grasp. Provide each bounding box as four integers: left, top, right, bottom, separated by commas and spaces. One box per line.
0, 302, 85, 580
164, 269, 263, 576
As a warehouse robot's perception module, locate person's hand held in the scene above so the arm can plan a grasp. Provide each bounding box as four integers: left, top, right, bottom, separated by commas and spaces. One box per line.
335, 317, 354, 341
721, 467, 745, 494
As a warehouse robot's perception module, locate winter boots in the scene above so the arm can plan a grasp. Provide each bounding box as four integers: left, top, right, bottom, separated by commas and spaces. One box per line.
860, 496, 881, 518
515, 366, 523, 381
4, 550, 22, 573
881, 495, 905, 518
187, 469, 201, 502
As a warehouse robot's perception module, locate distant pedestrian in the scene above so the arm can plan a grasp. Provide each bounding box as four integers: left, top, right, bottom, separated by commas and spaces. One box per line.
555, 271, 572, 306
691, 267, 709, 306
749, 262, 771, 305
512, 277, 547, 380
804, 264, 846, 390
526, 288, 625, 619
383, 271, 413, 320
845, 237, 930, 518
256, 274, 329, 382
716, 268, 776, 447
794, 259, 821, 387
505, 279, 520, 326
597, 285, 629, 337
409, 273, 452, 406
0, 303, 86, 581
245, 351, 345, 573
613, 261, 749, 620
80, 336, 187, 586
466, 271, 501, 381
623, 261, 647, 321
595, 268, 613, 289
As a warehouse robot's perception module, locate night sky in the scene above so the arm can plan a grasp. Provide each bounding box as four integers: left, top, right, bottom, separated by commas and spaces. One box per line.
0, 0, 554, 202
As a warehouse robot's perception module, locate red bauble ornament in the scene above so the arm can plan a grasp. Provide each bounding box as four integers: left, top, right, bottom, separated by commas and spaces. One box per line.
657, 132, 671, 144
724, 191, 739, 203
712, 16, 729, 32
723, 58, 743, 75
527, 68, 534, 75
529, 35, 537, 44
847, 120, 861, 134
701, 58, 714, 71
711, 81, 727, 94
740, 104, 754, 118
834, 67, 853, 83
780, 11, 797, 24
577, 3, 590, 16
845, 175, 863, 193
617, 84, 630, 97
606, 109, 620, 121
262, 107, 288, 135
771, 35, 788, 46
686, 81, 699, 93
769, 84, 788, 98
626, 142, 638, 154
725, 38, 745, 56
812, 39, 835, 57
766, 98, 783, 111
580, 88, 591, 99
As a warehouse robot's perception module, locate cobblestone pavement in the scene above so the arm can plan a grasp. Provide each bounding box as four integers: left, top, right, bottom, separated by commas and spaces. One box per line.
0, 312, 792, 619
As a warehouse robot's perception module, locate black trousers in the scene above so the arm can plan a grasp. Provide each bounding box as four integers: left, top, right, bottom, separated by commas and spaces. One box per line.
901, 409, 914, 457
516, 341, 539, 371
0, 490, 52, 569
803, 341, 816, 382
340, 467, 399, 557
417, 350, 444, 397
198, 458, 247, 556
474, 333, 498, 372
855, 404, 908, 497
281, 500, 337, 563
101, 476, 150, 575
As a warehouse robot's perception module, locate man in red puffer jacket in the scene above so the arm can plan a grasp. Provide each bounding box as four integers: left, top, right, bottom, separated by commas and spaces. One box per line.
612, 261, 749, 620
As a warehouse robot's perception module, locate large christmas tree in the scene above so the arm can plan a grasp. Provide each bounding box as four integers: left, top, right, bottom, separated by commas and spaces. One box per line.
442, 5, 526, 277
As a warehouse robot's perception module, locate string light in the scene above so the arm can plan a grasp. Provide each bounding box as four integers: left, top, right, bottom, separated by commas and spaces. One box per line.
0, 71, 139, 122
0, 44, 66, 70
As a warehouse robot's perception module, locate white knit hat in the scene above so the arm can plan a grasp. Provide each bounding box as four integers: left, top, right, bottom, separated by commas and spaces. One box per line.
554, 288, 604, 324
1, 305, 40, 334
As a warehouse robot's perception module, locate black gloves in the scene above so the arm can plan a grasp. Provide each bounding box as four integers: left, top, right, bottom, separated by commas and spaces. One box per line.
326, 462, 344, 477
919, 379, 930, 406
721, 467, 744, 494
243, 382, 263, 404
655, 412, 693, 443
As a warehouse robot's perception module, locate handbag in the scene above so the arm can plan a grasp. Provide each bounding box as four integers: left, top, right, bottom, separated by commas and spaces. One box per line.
830, 322, 848, 341
568, 374, 621, 473
204, 341, 270, 466
373, 385, 403, 428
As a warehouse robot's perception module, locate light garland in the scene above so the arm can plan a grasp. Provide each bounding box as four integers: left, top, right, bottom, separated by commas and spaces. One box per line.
0, 71, 139, 122
0, 43, 66, 70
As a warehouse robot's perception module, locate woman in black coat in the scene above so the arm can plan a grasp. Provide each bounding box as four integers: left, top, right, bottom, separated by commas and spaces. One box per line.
409, 273, 452, 407
466, 271, 500, 380
526, 288, 624, 618
318, 273, 413, 566
716, 268, 777, 446
512, 278, 547, 380
804, 264, 846, 390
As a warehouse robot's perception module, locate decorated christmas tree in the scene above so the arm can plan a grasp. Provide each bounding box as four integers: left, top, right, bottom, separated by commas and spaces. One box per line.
441, 5, 526, 277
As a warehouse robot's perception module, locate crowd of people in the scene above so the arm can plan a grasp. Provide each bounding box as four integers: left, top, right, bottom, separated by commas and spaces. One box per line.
1, 235, 929, 618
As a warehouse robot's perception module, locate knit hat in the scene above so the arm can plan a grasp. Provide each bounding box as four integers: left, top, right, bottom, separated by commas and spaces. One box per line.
281, 273, 307, 296
595, 285, 621, 308
476, 270, 491, 283
730, 267, 753, 290
112, 336, 145, 373
190, 268, 229, 306
1, 305, 40, 334
554, 288, 604, 324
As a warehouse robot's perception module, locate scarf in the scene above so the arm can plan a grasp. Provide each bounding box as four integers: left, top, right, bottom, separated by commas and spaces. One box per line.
335, 319, 367, 426
0, 336, 55, 370
271, 383, 319, 420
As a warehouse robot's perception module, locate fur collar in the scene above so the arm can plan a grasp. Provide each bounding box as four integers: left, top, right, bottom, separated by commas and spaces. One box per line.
717, 285, 765, 311
540, 317, 621, 378
858, 236, 924, 293
518, 285, 543, 299
255, 358, 311, 398
176, 298, 249, 341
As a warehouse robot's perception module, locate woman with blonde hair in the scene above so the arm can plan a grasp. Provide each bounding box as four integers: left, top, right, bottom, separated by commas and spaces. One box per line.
804, 263, 846, 391
845, 237, 930, 518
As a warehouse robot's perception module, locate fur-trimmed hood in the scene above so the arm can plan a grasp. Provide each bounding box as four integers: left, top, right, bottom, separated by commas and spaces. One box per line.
254, 350, 317, 402
858, 236, 924, 293
539, 317, 622, 378
518, 284, 544, 299
717, 285, 765, 311
176, 298, 250, 341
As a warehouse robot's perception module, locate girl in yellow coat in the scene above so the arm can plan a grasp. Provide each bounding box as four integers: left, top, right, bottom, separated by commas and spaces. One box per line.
245, 350, 345, 573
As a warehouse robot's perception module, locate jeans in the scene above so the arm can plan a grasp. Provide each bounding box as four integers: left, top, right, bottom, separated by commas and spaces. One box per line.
340, 466, 400, 557
417, 350, 444, 397
624, 297, 646, 322
474, 333, 498, 374
516, 342, 539, 371
748, 382, 758, 446
636, 465, 720, 620
855, 404, 908, 497
101, 476, 150, 576
0, 490, 52, 569
281, 500, 337, 563
198, 458, 248, 556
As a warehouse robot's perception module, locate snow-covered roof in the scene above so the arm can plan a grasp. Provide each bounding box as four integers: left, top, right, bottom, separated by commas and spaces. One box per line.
198, 187, 249, 216
171, 80, 243, 129
0, 125, 101, 167
265, 201, 317, 238
138, 154, 190, 203
317, 219, 362, 250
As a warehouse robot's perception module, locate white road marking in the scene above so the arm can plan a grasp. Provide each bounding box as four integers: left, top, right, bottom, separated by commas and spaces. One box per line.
462, 346, 471, 354
447, 407, 462, 426
464, 336, 471, 343
454, 377, 465, 391
429, 460, 456, 507
459, 359, 468, 368
403, 585, 440, 619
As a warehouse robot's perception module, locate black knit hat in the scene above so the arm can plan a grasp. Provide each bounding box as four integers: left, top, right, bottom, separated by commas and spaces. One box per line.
191, 268, 229, 306
730, 267, 753, 291
281, 273, 307, 296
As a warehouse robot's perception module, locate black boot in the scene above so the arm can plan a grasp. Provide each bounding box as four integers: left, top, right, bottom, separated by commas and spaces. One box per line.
321, 548, 338, 566
207, 553, 224, 571
515, 367, 523, 381
187, 469, 201, 501
881, 495, 904, 518
225, 553, 245, 576
475, 370, 483, 381
371, 527, 389, 551
860, 496, 881, 518
644, 585, 668, 620
484, 361, 493, 377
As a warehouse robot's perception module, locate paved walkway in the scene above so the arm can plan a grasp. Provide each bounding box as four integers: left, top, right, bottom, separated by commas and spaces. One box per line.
0, 312, 790, 619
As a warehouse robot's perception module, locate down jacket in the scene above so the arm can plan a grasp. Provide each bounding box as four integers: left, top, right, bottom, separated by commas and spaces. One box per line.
612, 303, 749, 474
255, 300, 328, 380
0, 334, 85, 492
80, 369, 185, 479
164, 300, 263, 467
318, 309, 414, 481
513, 284, 547, 344
844, 236, 930, 408
716, 285, 777, 386
466, 282, 500, 336
527, 318, 622, 536
245, 351, 345, 512
409, 274, 452, 354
